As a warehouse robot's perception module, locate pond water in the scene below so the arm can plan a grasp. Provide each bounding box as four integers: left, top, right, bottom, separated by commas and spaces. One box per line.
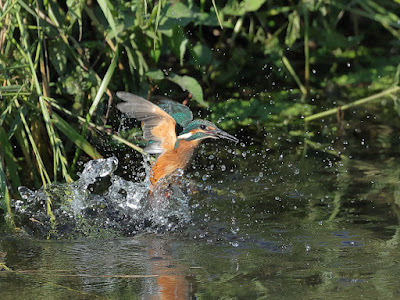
2, 135, 400, 299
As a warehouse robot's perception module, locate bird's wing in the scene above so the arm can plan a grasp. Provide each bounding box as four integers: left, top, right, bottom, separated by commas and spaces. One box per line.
156, 99, 193, 128
116, 92, 177, 153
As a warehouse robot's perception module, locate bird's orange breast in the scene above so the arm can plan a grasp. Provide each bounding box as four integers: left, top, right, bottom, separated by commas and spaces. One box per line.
150, 139, 200, 189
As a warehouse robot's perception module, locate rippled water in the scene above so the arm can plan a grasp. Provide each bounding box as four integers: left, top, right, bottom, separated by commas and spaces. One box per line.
2, 142, 400, 299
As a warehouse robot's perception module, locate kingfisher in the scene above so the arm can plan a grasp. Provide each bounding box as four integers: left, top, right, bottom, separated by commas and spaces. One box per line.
116, 92, 238, 191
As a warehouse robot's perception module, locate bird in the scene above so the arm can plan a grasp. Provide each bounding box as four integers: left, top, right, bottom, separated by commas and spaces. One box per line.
116, 92, 238, 192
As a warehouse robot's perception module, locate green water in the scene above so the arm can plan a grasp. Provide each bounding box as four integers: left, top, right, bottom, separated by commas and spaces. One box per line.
2, 143, 400, 299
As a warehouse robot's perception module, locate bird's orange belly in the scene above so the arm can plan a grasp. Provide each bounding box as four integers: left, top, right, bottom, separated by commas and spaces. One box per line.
149, 140, 198, 189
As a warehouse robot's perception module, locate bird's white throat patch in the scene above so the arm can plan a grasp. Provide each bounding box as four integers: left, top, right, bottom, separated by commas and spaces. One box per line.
177, 132, 193, 139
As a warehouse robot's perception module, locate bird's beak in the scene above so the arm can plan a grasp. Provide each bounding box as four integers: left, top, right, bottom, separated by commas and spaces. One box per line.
213, 128, 239, 143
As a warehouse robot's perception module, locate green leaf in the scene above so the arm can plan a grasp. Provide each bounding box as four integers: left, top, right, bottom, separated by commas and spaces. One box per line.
66, 0, 83, 31
239, 0, 267, 12
166, 73, 207, 107
159, 2, 194, 30
179, 39, 188, 66
0, 85, 24, 93
146, 69, 165, 80
193, 12, 219, 27
168, 26, 188, 66
48, 39, 67, 76
285, 11, 300, 47
88, 52, 118, 117
166, 2, 193, 20
191, 42, 213, 65
97, 0, 118, 40
52, 113, 102, 159
223, 0, 267, 15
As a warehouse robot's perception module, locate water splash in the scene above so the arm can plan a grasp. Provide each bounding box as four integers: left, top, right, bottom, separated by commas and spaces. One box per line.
15, 157, 191, 238
71, 157, 119, 214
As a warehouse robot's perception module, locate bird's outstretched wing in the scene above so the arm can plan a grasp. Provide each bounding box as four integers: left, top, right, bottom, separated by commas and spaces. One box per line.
156, 99, 193, 128
116, 92, 177, 154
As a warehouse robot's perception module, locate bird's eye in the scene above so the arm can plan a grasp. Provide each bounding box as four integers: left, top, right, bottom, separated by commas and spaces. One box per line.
200, 125, 207, 130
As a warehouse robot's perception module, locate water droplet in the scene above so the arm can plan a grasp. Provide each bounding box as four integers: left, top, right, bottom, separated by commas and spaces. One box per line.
202, 174, 210, 181
230, 241, 239, 247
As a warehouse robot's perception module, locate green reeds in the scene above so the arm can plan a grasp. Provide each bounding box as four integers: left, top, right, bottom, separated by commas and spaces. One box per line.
304, 86, 400, 123
0, 0, 123, 227
71, 52, 119, 170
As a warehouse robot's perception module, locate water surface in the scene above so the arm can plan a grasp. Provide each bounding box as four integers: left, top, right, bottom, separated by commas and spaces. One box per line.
2, 146, 400, 299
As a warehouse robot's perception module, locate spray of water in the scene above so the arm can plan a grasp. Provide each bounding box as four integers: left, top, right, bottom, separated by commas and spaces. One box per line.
15, 157, 192, 238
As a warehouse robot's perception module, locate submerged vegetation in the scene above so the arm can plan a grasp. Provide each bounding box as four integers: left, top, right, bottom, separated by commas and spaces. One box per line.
1, 0, 400, 229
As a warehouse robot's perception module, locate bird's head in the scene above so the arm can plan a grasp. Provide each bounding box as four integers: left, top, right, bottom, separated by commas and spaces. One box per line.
177, 120, 238, 143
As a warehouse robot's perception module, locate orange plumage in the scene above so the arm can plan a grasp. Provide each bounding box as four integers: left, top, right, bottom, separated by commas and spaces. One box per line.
150, 139, 200, 188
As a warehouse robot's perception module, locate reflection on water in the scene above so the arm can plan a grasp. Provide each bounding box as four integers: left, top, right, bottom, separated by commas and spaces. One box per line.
3, 146, 400, 299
